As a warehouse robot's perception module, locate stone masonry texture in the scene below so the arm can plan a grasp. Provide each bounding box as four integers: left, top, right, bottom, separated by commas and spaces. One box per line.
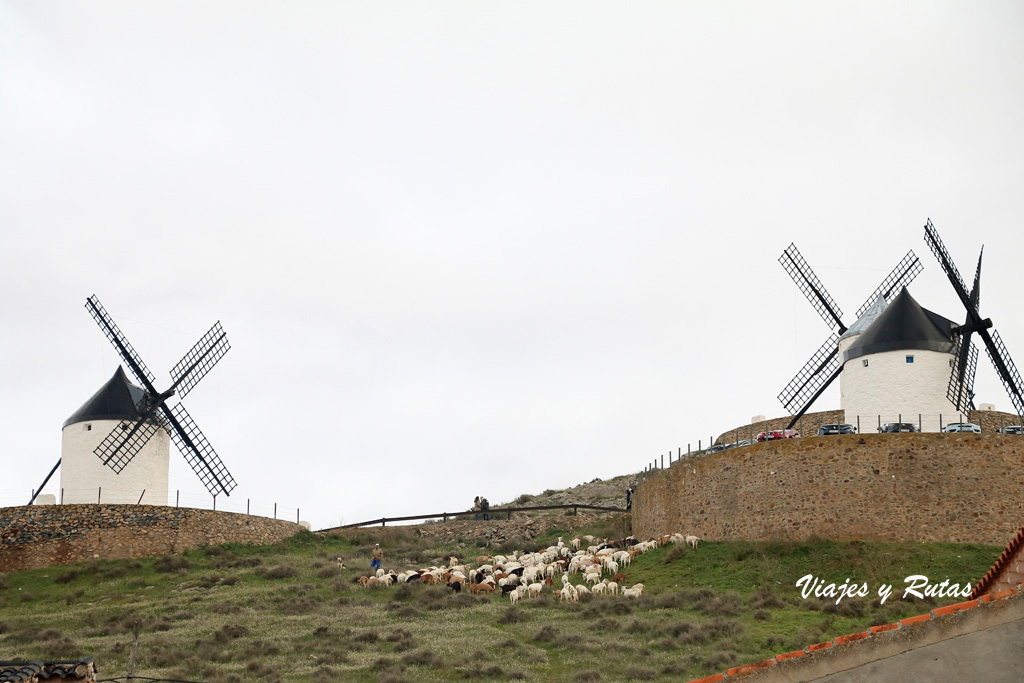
0, 504, 303, 572
634, 432, 1024, 544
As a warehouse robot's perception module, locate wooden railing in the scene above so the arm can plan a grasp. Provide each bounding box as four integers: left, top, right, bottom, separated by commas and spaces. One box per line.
317, 503, 627, 532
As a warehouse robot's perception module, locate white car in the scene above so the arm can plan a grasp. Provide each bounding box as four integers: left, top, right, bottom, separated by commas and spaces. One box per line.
943, 422, 981, 433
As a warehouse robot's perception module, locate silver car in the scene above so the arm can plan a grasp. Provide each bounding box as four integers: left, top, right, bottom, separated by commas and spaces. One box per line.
943, 422, 981, 433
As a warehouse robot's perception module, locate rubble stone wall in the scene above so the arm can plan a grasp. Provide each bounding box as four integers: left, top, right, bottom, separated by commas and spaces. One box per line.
634, 432, 1024, 545
0, 504, 303, 572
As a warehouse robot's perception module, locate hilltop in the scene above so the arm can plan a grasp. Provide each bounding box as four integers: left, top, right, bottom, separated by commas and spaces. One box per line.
0, 510, 1001, 683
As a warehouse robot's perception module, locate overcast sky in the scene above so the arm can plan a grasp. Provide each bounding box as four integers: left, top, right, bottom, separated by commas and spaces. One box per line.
2, 2, 1023, 529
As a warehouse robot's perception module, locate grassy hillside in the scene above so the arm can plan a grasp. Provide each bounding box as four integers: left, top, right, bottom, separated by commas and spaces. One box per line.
0, 519, 1000, 683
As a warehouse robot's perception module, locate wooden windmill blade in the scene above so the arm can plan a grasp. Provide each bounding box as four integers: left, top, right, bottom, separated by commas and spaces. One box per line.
923, 219, 1024, 419
947, 333, 979, 414
777, 332, 841, 416
778, 243, 845, 331
94, 410, 165, 473
854, 250, 922, 319
85, 295, 158, 394
169, 321, 231, 400
980, 329, 1024, 418
163, 402, 237, 497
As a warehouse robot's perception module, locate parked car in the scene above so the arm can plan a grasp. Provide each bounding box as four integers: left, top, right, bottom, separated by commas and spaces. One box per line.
756, 429, 800, 442
879, 422, 920, 433
1000, 425, 1024, 435
943, 422, 981, 433
707, 443, 729, 454
735, 439, 755, 447
818, 423, 856, 435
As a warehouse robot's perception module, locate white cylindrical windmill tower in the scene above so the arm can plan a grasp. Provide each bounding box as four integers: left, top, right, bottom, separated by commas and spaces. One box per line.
60, 367, 171, 505
840, 287, 957, 433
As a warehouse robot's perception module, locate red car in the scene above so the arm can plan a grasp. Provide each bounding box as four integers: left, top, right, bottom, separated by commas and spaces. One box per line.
756, 429, 800, 442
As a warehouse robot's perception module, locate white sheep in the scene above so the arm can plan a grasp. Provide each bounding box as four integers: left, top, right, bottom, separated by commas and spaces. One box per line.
509, 589, 520, 606
685, 535, 700, 549
528, 582, 543, 598
605, 581, 619, 596
623, 583, 645, 598
591, 582, 606, 597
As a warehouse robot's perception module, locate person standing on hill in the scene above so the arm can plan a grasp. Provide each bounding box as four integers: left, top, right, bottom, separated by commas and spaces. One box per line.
480, 496, 490, 521
370, 543, 383, 572
473, 496, 481, 520
626, 488, 633, 511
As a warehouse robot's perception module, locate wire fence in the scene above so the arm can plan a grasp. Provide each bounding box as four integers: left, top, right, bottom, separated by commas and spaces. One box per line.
636, 411, 1024, 485
2, 487, 302, 524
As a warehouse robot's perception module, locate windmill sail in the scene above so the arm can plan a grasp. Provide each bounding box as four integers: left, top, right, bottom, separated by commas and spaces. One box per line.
84, 294, 237, 496
777, 243, 922, 427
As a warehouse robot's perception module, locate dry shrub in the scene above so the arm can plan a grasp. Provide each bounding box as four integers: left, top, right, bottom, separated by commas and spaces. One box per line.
667, 621, 694, 637
354, 629, 380, 643
588, 617, 618, 632
213, 624, 250, 643
624, 619, 648, 634
750, 585, 785, 609
211, 602, 241, 614
824, 600, 866, 618
697, 591, 744, 617
699, 651, 737, 670
154, 555, 191, 574
498, 607, 530, 624
255, 564, 298, 580
55, 568, 82, 584
697, 617, 742, 640
754, 609, 772, 621
280, 596, 319, 615
317, 566, 339, 579
533, 625, 560, 643
401, 649, 443, 667
245, 662, 275, 677
574, 672, 601, 682
242, 640, 281, 658
624, 666, 656, 680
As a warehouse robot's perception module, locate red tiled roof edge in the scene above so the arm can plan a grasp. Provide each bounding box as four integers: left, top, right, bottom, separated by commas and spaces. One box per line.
969, 524, 1024, 600
683, 584, 1022, 683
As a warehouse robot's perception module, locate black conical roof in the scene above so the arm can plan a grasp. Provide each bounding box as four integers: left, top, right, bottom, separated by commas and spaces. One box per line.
63, 367, 158, 428
843, 288, 956, 363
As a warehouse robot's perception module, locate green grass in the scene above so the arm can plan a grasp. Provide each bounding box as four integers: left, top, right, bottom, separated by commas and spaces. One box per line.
0, 524, 1001, 682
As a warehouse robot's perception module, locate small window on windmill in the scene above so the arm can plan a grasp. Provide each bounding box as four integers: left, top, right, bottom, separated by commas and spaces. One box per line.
906, 355, 914, 363
863, 359, 869, 367
85, 424, 92, 431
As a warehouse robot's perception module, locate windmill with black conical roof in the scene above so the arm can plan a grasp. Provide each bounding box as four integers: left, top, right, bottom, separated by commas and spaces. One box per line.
48, 295, 236, 505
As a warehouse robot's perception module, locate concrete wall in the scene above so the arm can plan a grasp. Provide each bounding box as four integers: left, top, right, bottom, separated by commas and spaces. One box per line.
61, 420, 170, 505
0, 504, 303, 572
634, 432, 1024, 545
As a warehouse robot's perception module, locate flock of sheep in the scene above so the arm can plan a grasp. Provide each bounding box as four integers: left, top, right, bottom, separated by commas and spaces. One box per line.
350, 532, 699, 604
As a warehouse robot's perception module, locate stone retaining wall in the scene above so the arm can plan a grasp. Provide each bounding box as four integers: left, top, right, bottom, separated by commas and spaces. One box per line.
0, 504, 303, 572
634, 433, 1024, 545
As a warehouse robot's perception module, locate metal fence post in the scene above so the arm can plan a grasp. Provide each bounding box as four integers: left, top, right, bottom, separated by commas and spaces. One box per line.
98, 487, 101, 504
